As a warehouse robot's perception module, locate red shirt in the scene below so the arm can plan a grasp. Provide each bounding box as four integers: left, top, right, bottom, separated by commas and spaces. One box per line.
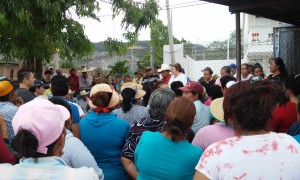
67, 74, 79, 92
161, 74, 171, 84
0, 134, 15, 164
268, 102, 297, 133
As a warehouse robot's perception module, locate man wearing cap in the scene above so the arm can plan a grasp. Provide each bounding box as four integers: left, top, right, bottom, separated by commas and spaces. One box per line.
16, 69, 36, 103
158, 64, 171, 84
179, 81, 211, 133
200, 67, 215, 97
68, 68, 80, 97
79, 67, 93, 90
29, 80, 48, 98
48, 66, 56, 79
77, 90, 89, 114
229, 63, 237, 78
132, 70, 143, 84
0, 81, 21, 145
143, 67, 159, 80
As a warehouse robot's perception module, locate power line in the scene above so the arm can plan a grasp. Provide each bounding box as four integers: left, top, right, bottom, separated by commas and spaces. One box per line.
161, 2, 209, 10
161, 1, 200, 8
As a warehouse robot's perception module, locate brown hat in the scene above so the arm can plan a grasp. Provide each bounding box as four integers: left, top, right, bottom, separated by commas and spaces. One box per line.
0, 81, 13, 97
179, 81, 204, 95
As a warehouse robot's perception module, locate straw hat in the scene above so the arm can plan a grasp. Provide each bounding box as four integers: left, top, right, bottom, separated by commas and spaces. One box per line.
88, 83, 119, 109
210, 97, 224, 122
120, 82, 146, 100
157, 64, 171, 73
80, 90, 89, 96
79, 67, 91, 73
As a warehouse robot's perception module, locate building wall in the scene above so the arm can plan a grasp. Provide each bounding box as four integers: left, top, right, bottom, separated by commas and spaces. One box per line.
0, 64, 20, 80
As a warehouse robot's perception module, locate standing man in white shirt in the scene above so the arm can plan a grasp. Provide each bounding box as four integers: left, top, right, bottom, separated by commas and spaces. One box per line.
79, 67, 93, 91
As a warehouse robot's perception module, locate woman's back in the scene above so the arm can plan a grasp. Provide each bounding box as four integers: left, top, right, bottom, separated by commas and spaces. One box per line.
80, 112, 130, 180
113, 105, 149, 126
196, 132, 300, 179
135, 131, 202, 180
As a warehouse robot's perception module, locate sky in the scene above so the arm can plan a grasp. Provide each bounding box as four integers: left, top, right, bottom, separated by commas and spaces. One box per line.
72, 0, 236, 44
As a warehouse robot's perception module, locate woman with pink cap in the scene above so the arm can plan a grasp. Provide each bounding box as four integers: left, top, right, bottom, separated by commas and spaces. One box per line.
0, 99, 98, 179
79, 83, 130, 180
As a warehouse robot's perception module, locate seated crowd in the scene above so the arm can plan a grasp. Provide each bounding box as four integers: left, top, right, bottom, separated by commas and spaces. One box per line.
0, 58, 300, 179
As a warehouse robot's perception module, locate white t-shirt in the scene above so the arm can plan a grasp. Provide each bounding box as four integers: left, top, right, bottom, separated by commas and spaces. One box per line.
168, 73, 187, 87
241, 74, 253, 81
195, 132, 300, 180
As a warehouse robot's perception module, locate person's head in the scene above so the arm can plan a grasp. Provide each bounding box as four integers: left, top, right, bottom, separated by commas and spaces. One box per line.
80, 90, 89, 101
98, 73, 104, 78
223, 81, 278, 133
170, 63, 182, 75
220, 66, 232, 77
209, 85, 223, 100
17, 69, 35, 88
145, 67, 153, 77
49, 67, 55, 74
154, 65, 160, 74
253, 65, 264, 77
69, 68, 76, 76
0, 81, 18, 103
51, 75, 69, 96
49, 97, 73, 130
30, 80, 48, 96
88, 83, 119, 113
121, 82, 146, 113
202, 67, 213, 81
164, 97, 196, 142
220, 75, 237, 95
115, 75, 122, 83
284, 74, 300, 98
241, 63, 249, 77
179, 81, 204, 102
170, 81, 184, 97
107, 74, 113, 80
229, 63, 237, 75
11, 99, 70, 158
269, 57, 287, 75
134, 70, 143, 79
158, 64, 171, 79
44, 70, 52, 79
148, 88, 175, 119
155, 81, 168, 89
124, 75, 131, 83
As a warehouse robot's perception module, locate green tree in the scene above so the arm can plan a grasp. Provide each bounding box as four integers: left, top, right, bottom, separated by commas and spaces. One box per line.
108, 60, 129, 75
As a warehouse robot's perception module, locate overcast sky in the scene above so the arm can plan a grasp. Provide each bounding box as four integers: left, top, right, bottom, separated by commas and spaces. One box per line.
72, 0, 236, 44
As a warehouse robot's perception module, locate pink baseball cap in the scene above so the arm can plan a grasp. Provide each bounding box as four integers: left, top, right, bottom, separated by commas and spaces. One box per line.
12, 99, 70, 154
179, 81, 204, 95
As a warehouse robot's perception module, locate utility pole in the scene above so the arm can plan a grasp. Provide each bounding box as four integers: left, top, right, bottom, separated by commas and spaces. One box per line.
166, 0, 175, 64
150, 46, 154, 69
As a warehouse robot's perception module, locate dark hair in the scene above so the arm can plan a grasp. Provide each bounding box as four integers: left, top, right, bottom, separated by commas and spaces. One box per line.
272, 80, 289, 106
220, 75, 237, 89
17, 69, 32, 83
209, 85, 223, 100
284, 75, 300, 96
155, 81, 167, 89
269, 57, 288, 75
223, 81, 278, 131
121, 88, 136, 113
203, 68, 213, 75
172, 63, 182, 72
11, 129, 60, 158
221, 66, 231, 75
170, 81, 184, 97
165, 97, 196, 142
142, 80, 158, 107
51, 75, 69, 96
44, 70, 52, 75
49, 97, 72, 120
89, 91, 112, 109
252, 65, 265, 77
0, 89, 15, 102
241, 63, 249, 69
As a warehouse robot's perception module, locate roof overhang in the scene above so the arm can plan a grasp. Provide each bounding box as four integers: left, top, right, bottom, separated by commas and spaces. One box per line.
200, 0, 300, 26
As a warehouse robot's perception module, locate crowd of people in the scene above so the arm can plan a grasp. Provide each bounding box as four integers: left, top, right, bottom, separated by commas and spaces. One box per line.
0, 57, 300, 179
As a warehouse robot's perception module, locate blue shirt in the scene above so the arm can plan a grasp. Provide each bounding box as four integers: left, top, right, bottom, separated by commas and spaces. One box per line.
192, 100, 211, 133
294, 134, 300, 143
80, 112, 130, 180
0, 102, 18, 142
54, 97, 80, 124
135, 131, 203, 180
0, 157, 98, 180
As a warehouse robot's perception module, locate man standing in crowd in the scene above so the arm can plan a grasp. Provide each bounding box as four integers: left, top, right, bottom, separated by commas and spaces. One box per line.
68, 68, 80, 97
0, 81, 22, 144
79, 67, 93, 91
229, 63, 237, 77
16, 69, 35, 103
132, 70, 143, 84
158, 64, 171, 84
143, 67, 159, 81
51, 75, 81, 138
77, 90, 89, 114
48, 67, 56, 79
29, 80, 48, 98
114, 75, 122, 94
200, 67, 215, 97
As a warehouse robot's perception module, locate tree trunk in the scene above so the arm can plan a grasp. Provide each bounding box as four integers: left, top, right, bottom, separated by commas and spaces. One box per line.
22, 57, 43, 79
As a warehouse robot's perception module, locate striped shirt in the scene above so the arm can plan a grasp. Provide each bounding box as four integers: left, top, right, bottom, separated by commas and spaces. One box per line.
0, 157, 98, 180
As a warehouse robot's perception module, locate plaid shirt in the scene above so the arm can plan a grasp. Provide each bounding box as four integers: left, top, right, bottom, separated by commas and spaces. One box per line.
0, 102, 18, 142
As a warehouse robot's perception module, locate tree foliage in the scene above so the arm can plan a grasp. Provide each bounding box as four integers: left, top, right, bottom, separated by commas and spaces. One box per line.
108, 60, 129, 75
0, 0, 100, 78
